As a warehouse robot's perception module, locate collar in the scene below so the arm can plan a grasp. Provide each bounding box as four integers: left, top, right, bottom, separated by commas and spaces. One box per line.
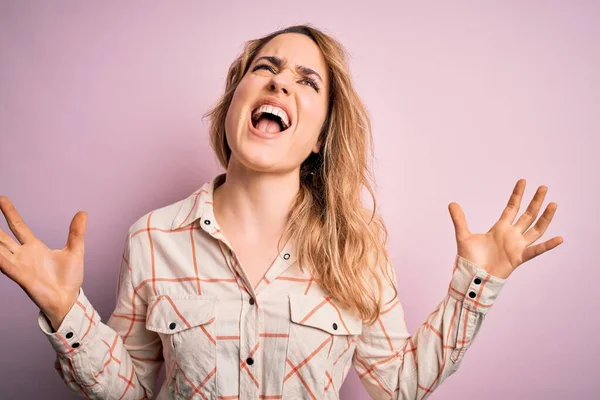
170, 173, 224, 231
169, 173, 296, 266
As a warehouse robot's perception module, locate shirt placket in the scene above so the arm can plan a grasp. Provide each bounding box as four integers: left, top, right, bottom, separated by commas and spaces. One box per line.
200, 210, 265, 399
220, 241, 262, 399
229, 243, 297, 399
199, 189, 299, 399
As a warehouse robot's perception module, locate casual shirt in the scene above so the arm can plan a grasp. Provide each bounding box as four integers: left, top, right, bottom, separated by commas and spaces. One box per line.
38, 173, 506, 399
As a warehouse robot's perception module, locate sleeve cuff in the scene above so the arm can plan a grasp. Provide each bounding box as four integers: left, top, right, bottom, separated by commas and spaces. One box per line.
37, 288, 101, 357
447, 254, 507, 315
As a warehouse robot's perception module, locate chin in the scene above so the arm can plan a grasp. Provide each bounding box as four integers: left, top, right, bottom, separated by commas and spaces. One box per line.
229, 143, 283, 174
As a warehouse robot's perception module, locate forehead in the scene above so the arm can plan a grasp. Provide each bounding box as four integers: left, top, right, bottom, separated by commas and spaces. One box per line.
256, 33, 328, 80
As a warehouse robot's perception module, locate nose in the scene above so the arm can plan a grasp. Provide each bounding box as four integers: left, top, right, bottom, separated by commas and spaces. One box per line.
268, 72, 292, 95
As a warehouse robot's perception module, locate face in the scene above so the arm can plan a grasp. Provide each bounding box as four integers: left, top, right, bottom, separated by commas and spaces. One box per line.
224, 33, 330, 175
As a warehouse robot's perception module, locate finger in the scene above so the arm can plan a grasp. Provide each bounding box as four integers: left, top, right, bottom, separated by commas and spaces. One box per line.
515, 185, 548, 233
66, 211, 87, 255
499, 179, 526, 224
523, 202, 558, 245
448, 202, 470, 241
522, 236, 564, 263
0, 245, 19, 282
0, 196, 36, 245
0, 227, 20, 253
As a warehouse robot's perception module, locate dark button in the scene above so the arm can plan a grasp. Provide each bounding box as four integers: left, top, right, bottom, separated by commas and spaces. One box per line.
332, 323, 338, 330
249, 297, 255, 305
169, 322, 177, 330
474, 278, 482, 285
66, 332, 74, 339
468, 291, 477, 298
72, 342, 80, 349
246, 357, 254, 365
283, 253, 290, 260
203, 219, 211, 225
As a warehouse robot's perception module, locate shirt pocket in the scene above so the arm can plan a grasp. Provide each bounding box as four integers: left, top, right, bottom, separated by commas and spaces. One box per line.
284, 294, 363, 398
146, 294, 218, 400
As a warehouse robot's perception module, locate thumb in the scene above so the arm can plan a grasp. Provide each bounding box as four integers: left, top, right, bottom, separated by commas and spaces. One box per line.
66, 211, 87, 255
448, 202, 470, 241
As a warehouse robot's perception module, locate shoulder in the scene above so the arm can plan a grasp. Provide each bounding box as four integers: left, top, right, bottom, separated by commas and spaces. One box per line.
127, 190, 198, 240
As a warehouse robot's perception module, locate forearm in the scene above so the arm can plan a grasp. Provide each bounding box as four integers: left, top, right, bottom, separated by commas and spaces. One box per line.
354, 255, 506, 399
39, 288, 159, 399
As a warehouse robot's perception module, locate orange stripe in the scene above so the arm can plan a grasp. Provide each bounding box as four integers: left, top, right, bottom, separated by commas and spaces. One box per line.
190, 224, 202, 295
354, 354, 393, 397
284, 336, 332, 381
299, 297, 331, 324
217, 335, 240, 340
111, 314, 146, 322
276, 276, 311, 282
285, 359, 317, 400
132, 224, 200, 237
420, 300, 460, 394
176, 191, 202, 230
259, 333, 289, 338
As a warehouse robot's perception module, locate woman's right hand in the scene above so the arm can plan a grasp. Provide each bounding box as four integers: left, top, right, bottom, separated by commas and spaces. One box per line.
0, 195, 87, 331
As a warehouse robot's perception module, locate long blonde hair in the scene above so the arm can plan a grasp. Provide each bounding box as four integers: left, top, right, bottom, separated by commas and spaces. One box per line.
204, 24, 395, 326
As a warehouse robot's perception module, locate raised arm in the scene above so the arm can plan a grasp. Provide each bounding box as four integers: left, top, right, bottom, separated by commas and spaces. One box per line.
0, 194, 163, 399
353, 178, 562, 399
352, 255, 505, 399
38, 229, 163, 399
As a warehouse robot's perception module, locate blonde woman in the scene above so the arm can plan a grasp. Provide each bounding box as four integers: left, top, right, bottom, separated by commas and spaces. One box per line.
0, 25, 563, 399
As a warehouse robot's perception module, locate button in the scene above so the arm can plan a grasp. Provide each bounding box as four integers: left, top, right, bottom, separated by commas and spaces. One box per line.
246, 357, 254, 365
283, 253, 290, 260
203, 219, 211, 225
474, 278, 482, 285
468, 291, 476, 298
169, 322, 177, 330
66, 332, 74, 339
332, 323, 338, 330
72, 342, 80, 348
249, 297, 255, 305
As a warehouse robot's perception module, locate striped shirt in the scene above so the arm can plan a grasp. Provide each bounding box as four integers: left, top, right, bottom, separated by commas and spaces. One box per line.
38, 173, 506, 399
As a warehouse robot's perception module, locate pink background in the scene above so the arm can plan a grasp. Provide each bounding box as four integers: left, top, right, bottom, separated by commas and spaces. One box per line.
0, 1, 597, 399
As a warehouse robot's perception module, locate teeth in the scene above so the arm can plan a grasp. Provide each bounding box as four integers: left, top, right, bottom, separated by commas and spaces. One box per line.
252, 104, 291, 130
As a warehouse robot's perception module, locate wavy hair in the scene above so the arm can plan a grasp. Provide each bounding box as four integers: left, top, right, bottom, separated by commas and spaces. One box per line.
204, 24, 396, 326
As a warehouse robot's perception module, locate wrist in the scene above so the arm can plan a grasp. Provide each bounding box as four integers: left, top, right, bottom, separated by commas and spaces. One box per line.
45, 289, 80, 331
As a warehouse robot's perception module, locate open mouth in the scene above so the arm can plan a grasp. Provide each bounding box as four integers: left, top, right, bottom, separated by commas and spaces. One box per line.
251, 104, 292, 134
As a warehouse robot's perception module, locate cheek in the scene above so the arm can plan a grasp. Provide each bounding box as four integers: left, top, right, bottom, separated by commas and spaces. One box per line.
299, 96, 328, 133
225, 87, 250, 132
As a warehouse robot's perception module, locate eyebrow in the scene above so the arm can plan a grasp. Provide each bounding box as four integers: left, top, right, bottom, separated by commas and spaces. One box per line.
254, 55, 324, 84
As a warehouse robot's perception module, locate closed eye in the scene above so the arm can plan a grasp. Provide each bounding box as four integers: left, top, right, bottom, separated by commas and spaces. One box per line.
300, 77, 320, 93
252, 64, 320, 93
252, 64, 276, 74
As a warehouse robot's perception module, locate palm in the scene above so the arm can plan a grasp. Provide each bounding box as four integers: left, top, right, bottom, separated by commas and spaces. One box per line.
14, 241, 84, 313
448, 179, 563, 279
0, 195, 87, 320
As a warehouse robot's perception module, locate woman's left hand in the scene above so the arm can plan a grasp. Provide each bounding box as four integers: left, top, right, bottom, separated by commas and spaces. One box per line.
448, 179, 563, 279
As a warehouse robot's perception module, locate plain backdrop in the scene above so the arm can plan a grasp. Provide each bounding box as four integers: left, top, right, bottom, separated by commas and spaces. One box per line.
0, 1, 597, 399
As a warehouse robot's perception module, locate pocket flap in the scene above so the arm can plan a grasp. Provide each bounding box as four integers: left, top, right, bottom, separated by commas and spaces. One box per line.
146, 294, 216, 334
289, 294, 362, 335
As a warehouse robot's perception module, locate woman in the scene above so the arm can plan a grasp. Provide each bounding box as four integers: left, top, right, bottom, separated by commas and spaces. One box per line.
0, 25, 562, 399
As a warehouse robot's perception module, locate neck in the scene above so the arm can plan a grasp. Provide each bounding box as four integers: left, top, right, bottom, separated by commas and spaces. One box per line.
213, 158, 300, 243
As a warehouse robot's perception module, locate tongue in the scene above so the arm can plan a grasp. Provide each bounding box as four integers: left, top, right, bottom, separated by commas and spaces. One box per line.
256, 117, 282, 133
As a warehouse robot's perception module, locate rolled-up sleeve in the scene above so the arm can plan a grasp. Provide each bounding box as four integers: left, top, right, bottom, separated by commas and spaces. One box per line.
352, 254, 506, 399
38, 228, 163, 399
